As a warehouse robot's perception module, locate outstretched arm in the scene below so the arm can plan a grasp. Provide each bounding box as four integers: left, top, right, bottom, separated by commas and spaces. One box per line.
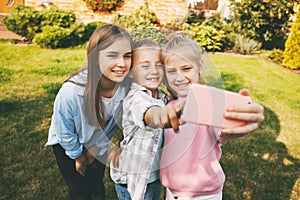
144, 101, 184, 132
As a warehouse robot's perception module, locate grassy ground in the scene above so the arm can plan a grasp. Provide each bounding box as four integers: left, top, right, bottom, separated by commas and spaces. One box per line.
0, 40, 299, 199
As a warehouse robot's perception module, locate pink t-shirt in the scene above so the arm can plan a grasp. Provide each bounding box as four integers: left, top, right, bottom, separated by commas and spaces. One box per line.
160, 102, 225, 197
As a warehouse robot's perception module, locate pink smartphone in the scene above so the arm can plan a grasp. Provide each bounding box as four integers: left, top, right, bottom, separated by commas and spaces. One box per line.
181, 84, 252, 128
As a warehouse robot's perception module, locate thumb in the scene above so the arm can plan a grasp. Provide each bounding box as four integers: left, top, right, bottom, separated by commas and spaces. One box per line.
239, 88, 250, 96
175, 100, 185, 113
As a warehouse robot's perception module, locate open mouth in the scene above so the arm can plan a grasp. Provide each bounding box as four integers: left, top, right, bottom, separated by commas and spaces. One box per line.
175, 82, 189, 88
112, 69, 127, 75
146, 77, 160, 82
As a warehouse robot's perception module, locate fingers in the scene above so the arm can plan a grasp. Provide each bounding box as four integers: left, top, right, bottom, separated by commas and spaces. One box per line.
165, 105, 180, 133
77, 169, 86, 176
222, 122, 260, 135
225, 111, 264, 123
225, 102, 264, 123
162, 102, 185, 132
145, 103, 184, 132
228, 102, 264, 113
75, 161, 87, 176
108, 148, 121, 168
84, 150, 96, 165
112, 154, 120, 168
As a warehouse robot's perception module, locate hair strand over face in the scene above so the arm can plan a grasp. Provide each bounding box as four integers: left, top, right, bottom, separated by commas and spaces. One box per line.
84, 24, 133, 128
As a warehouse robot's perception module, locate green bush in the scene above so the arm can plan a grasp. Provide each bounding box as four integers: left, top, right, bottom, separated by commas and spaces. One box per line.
283, 11, 300, 69
112, 3, 159, 29
185, 8, 206, 24
268, 49, 284, 64
233, 34, 262, 55
2, 5, 42, 41
185, 23, 226, 51
130, 26, 167, 45
1, 5, 77, 42
33, 26, 72, 49
202, 12, 235, 51
84, 21, 107, 41
230, 0, 296, 49
32, 23, 88, 49
39, 8, 76, 28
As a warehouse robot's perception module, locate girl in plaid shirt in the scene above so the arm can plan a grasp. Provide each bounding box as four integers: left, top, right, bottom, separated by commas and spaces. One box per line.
110, 39, 182, 200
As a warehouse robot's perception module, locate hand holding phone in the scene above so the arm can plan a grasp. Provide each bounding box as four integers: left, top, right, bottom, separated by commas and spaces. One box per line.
182, 84, 252, 128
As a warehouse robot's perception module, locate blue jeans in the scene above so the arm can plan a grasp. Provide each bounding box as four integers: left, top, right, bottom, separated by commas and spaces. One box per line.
115, 179, 162, 200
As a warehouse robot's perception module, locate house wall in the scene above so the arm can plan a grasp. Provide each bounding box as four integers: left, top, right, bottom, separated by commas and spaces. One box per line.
0, 0, 25, 14
25, 0, 189, 24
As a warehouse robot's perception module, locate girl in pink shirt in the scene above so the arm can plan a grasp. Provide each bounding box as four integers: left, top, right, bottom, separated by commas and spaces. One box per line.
160, 35, 264, 200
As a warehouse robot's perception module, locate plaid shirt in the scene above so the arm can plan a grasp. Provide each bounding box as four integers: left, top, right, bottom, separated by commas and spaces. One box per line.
110, 82, 168, 200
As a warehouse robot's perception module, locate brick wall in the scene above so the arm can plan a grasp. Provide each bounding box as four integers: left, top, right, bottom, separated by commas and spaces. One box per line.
25, 0, 189, 24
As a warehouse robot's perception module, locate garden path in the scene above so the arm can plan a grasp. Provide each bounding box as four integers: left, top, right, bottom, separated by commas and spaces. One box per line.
0, 15, 22, 40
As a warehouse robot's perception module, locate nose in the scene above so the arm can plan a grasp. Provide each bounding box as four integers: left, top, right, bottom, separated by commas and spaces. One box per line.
174, 72, 186, 82
116, 57, 126, 67
150, 64, 159, 74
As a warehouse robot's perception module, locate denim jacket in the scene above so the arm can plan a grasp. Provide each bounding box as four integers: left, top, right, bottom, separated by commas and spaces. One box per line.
46, 69, 127, 159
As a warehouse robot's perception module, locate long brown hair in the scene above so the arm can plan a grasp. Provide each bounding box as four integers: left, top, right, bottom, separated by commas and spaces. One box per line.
84, 24, 133, 128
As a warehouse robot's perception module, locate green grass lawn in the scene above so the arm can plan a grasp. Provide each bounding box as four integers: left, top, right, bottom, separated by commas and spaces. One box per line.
0, 40, 299, 199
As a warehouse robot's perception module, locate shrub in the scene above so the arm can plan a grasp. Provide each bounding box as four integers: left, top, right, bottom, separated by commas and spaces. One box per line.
233, 35, 262, 55
283, 11, 300, 69
185, 23, 226, 52
1, 5, 77, 42
202, 12, 235, 51
230, 0, 296, 49
112, 2, 159, 29
83, 21, 107, 41
33, 23, 87, 49
130, 26, 167, 45
268, 49, 284, 64
39, 8, 76, 28
33, 26, 72, 49
2, 5, 42, 41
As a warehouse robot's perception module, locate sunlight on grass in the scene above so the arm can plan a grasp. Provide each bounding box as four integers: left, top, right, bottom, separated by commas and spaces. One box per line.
209, 53, 300, 160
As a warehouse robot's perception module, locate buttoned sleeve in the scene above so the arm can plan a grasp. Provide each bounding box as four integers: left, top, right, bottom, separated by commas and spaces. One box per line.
123, 89, 160, 130
52, 83, 83, 159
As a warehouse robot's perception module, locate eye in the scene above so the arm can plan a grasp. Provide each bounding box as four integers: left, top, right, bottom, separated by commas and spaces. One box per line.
166, 69, 176, 74
141, 65, 150, 69
182, 66, 192, 71
156, 63, 164, 69
124, 53, 132, 59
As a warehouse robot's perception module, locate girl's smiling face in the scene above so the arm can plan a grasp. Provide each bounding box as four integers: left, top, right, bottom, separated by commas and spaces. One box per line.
98, 38, 132, 83
132, 48, 164, 98
165, 54, 200, 98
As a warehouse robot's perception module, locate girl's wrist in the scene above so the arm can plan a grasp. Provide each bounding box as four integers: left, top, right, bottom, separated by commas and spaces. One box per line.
75, 153, 86, 163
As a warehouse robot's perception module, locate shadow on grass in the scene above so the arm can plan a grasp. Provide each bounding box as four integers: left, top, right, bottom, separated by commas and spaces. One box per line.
0, 82, 118, 199
0, 84, 68, 199
220, 71, 300, 199
1, 73, 299, 199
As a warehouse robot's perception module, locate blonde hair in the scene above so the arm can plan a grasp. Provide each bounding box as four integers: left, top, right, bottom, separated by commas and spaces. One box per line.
133, 38, 161, 52
162, 35, 204, 98
163, 35, 203, 69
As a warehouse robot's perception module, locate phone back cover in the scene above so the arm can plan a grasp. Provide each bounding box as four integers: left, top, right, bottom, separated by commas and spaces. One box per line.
182, 84, 252, 128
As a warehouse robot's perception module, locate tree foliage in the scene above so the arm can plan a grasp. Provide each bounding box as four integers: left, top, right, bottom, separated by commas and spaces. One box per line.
229, 0, 296, 49
283, 10, 300, 69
